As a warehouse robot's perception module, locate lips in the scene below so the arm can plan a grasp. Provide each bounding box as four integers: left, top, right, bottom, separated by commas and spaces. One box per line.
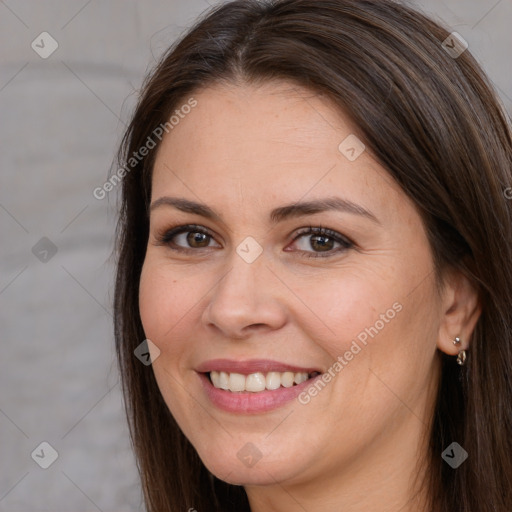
195, 359, 323, 413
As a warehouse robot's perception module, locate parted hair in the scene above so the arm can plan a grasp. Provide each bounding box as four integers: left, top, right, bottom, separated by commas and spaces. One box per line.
114, 1, 512, 510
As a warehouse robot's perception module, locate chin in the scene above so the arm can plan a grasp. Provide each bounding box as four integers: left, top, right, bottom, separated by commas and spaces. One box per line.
198, 447, 302, 486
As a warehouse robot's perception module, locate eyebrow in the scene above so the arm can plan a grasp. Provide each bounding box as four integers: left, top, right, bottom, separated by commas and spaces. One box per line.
150, 196, 379, 224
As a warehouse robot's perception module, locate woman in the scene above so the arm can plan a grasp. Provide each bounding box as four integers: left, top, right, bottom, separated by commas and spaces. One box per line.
113, 1, 512, 510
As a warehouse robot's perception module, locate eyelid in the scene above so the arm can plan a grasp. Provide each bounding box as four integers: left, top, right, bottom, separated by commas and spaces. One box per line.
155, 223, 354, 257
154, 223, 219, 249
292, 225, 353, 245
289, 225, 354, 258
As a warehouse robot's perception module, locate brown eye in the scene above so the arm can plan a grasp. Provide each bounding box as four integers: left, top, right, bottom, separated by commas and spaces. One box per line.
308, 234, 335, 252
186, 231, 211, 248
158, 224, 221, 251
289, 226, 353, 258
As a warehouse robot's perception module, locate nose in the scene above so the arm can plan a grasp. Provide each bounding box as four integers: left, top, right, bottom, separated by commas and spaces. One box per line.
201, 251, 288, 340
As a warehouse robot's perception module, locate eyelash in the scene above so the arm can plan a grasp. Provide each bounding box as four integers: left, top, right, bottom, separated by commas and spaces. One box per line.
155, 224, 354, 258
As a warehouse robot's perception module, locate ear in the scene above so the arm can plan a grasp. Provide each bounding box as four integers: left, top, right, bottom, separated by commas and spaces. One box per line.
437, 269, 481, 356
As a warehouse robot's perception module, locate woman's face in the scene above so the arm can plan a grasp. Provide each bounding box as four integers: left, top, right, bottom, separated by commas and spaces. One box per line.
139, 81, 450, 494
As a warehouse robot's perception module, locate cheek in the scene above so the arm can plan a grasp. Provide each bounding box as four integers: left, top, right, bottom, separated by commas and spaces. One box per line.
138, 259, 205, 415
288, 265, 401, 357
138, 259, 199, 350
294, 257, 437, 385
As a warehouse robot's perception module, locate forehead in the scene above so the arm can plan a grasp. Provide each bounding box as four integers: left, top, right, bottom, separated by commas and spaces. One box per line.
151, 81, 408, 222
155, 81, 352, 165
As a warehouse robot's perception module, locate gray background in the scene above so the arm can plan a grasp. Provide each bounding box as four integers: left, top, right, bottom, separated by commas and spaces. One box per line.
1, 1, 511, 511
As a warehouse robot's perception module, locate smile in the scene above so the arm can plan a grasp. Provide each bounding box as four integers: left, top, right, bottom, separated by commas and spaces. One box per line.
208, 370, 320, 392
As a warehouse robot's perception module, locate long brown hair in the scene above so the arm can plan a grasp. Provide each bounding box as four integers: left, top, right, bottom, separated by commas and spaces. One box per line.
113, 1, 512, 510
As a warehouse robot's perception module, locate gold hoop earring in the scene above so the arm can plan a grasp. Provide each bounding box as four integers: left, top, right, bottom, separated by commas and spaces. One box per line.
456, 350, 467, 366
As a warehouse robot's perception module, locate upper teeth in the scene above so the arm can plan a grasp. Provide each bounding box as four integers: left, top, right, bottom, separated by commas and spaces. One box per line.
209, 371, 310, 392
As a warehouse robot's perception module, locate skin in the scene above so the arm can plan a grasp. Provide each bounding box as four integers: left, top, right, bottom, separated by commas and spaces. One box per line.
139, 81, 480, 512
